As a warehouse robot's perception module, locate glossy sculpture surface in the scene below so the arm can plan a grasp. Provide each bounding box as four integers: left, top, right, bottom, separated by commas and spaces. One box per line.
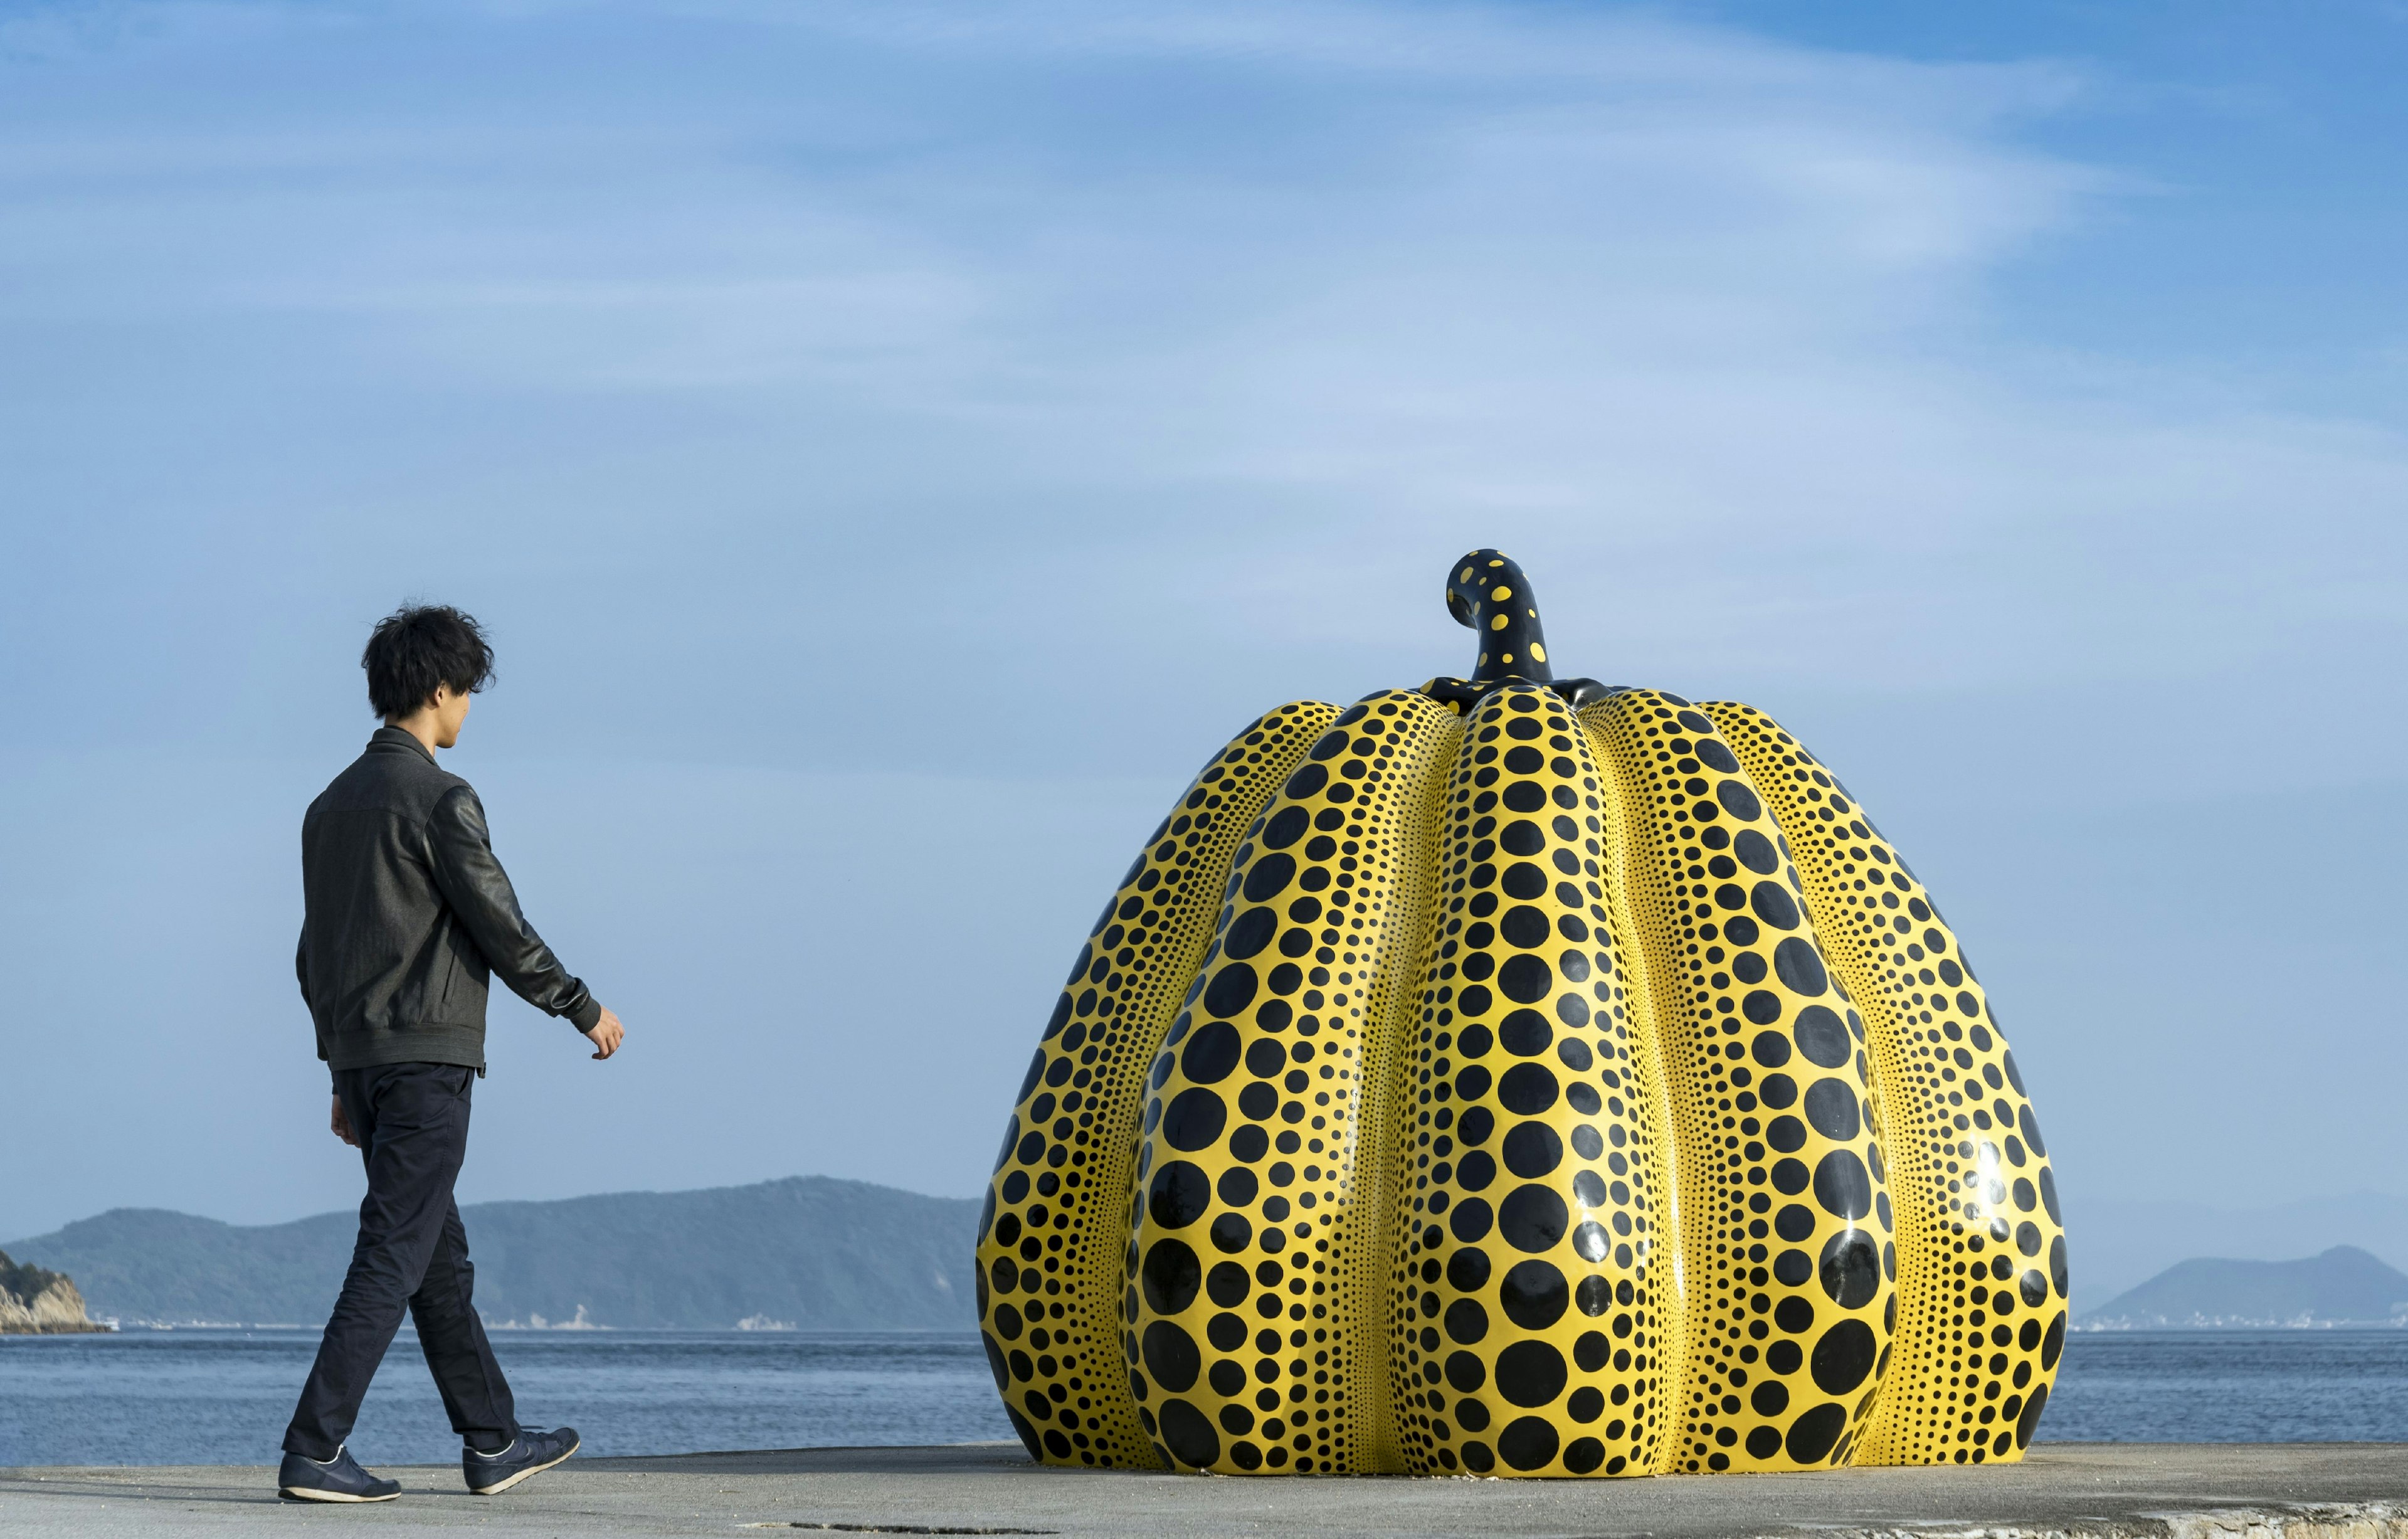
974, 551, 2066, 1478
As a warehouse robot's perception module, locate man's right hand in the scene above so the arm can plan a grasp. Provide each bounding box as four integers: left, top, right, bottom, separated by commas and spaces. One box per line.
583, 1006, 625, 1060
330, 1096, 361, 1148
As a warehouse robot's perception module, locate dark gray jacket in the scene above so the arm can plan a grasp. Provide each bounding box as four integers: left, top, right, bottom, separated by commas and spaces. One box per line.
298, 727, 600, 1072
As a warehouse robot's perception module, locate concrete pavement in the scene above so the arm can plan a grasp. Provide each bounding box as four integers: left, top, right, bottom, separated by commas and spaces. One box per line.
2, 1442, 2404, 1538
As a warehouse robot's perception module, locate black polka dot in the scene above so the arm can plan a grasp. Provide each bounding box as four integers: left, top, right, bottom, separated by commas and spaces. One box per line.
1181, 1022, 1242, 1084
2016, 1383, 2050, 1448
1500, 906, 1550, 948
1445, 1350, 1487, 1391
1203, 964, 1258, 1020
1716, 780, 1761, 821
1501, 780, 1546, 812
1563, 1436, 1604, 1473
1161, 1087, 1227, 1151
1445, 1298, 1489, 1345
1499, 1260, 1569, 1329
2022, 1103, 2050, 1158
1499, 1185, 1569, 1253
1772, 1157, 1810, 1195
1459, 984, 1494, 1018
1750, 1378, 1789, 1416
1499, 1010, 1552, 1057
1502, 864, 1548, 899
1156, 1395, 1219, 1466
1208, 1212, 1251, 1254
1457, 1150, 1496, 1191
1499, 1416, 1560, 1471
1802, 1077, 1860, 1140
1143, 1321, 1201, 1392
1773, 937, 1827, 996
1766, 1115, 1806, 1153
1812, 1149, 1872, 1220
1448, 1247, 1492, 1292
1241, 854, 1295, 904
1724, 915, 1761, 946
1450, 1198, 1494, 1243
1817, 1229, 1880, 1308
1148, 1161, 1211, 1229
1810, 1317, 1877, 1394
1733, 828, 1778, 874
1222, 907, 1275, 962
1282, 763, 1327, 800
1750, 881, 1801, 931
1758, 1072, 1797, 1108
1497, 955, 1553, 1003
1751, 1032, 1792, 1068
1206, 1261, 1247, 1308
1495, 1340, 1567, 1407
1743, 990, 1784, 1025
1497, 1063, 1560, 1114
1792, 1006, 1851, 1068
1142, 1239, 1201, 1314
1773, 1203, 1815, 1242
1784, 1403, 1847, 1464
1746, 1425, 1782, 1459
1502, 1121, 1563, 1178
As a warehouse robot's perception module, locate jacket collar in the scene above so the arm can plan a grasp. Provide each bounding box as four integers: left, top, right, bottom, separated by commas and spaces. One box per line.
369, 725, 438, 765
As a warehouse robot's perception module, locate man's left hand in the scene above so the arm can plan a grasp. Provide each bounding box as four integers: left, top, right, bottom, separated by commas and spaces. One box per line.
583, 1006, 625, 1060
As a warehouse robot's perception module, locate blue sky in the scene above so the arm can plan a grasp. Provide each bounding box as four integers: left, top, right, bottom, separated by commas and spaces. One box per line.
2, 0, 2402, 1274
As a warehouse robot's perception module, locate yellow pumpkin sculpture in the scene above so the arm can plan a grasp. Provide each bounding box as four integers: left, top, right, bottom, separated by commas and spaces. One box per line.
976, 551, 2066, 1478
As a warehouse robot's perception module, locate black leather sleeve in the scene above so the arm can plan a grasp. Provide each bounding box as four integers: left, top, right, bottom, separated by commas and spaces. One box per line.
298, 929, 327, 1061
425, 785, 603, 1033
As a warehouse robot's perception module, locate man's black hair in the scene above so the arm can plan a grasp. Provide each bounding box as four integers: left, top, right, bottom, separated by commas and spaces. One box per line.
362, 605, 496, 720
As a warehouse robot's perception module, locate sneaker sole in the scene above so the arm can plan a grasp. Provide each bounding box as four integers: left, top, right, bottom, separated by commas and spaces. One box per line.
278, 1485, 400, 1503
467, 1434, 579, 1496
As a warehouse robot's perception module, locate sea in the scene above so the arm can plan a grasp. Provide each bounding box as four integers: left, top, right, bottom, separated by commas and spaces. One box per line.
1, 1328, 2402, 1468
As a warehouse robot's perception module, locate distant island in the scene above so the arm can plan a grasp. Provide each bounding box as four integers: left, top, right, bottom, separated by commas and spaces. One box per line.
0, 1249, 106, 1333
2079, 1245, 2408, 1330
4, 1175, 979, 1331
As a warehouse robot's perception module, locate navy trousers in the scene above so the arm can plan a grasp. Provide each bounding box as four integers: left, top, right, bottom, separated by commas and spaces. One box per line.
283, 1062, 515, 1459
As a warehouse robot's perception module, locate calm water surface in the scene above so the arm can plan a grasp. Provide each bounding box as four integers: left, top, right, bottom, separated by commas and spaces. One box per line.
1, 1328, 2400, 1467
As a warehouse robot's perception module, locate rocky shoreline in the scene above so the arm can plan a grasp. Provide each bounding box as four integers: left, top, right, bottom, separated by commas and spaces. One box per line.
0, 1249, 107, 1333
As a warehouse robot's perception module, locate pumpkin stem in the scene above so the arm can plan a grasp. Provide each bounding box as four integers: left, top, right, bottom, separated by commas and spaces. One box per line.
1446, 549, 1553, 684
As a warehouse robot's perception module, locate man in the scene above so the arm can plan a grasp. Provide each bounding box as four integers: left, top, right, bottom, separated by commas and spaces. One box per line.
278, 605, 627, 1503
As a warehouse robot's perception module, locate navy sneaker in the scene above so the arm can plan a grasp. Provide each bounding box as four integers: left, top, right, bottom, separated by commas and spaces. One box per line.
277, 1446, 401, 1502
463, 1425, 580, 1495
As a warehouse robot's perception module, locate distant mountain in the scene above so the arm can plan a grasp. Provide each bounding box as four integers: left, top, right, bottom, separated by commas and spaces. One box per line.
2062, 1190, 2408, 1303
3, 1177, 980, 1331
2079, 1245, 2408, 1329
